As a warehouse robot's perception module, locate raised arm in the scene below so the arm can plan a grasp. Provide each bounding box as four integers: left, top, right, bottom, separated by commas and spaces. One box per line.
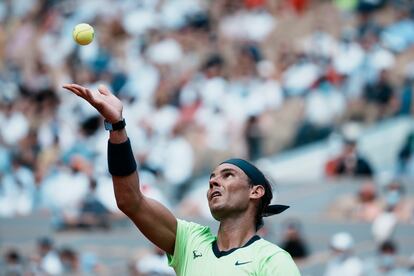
63, 84, 177, 254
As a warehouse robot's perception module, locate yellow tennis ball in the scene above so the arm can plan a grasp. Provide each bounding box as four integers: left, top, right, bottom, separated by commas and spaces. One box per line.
72, 23, 94, 45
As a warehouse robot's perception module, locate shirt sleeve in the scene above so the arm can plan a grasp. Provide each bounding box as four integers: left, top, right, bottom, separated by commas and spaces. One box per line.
167, 219, 209, 274
167, 219, 190, 270
260, 251, 301, 276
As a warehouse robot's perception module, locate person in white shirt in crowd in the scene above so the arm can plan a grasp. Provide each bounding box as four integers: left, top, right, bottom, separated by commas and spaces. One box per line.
324, 232, 363, 276
32, 237, 64, 275
133, 246, 175, 276
0, 155, 35, 217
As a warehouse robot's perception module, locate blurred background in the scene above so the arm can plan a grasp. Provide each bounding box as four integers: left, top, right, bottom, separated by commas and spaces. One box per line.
0, 0, 414, 275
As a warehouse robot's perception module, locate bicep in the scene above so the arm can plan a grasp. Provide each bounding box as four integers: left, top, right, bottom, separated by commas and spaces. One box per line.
112, 174, 177, 255
128, 196, 177, 255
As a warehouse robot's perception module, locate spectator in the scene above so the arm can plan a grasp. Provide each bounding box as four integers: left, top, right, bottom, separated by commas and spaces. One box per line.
371, 205, 398, 245
398, 129, 414, 178
0, 102, 29, 148
59, 247, 106, 275
357, 0, 386, 14
58, 177, 112, 230
327, 181, 383, 222
218, 6, 276, 42
364, 240, 408, 275
383, 179, 414, 222
398, 75, 414, 116
362, 70, 397, 123
287, 0, 309, 15
324, 232, 363, 276
39, 160, 90, 230
280, 219, 310, 260
3, 248, 24, 276
59, 247, 80, 274
34, 237, 63, 275
244, 115, 263, 161
325, 137, 373, 178
293, 77, 346, 147
409, 254, 414, 274
0, 155, 35, 217
133, 246, 175, 276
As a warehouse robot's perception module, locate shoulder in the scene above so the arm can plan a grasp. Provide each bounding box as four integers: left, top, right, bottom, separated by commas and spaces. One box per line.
256, 239, 301, 275
168, 219, 215, 270
253, 238, 294, 262
177, 219, 211, 236
176, 219, 214, 243
254, 238, 287, 255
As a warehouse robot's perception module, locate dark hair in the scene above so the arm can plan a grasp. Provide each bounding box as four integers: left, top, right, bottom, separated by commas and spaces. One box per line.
202, 54, 224, 71
379, 240, 397, 253
5, 249, 21, 263
247, 177, 273, 231
38, 237, 53, 247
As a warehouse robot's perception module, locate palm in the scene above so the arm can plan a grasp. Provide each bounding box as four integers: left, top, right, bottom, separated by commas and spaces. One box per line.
63, 84, 123, 123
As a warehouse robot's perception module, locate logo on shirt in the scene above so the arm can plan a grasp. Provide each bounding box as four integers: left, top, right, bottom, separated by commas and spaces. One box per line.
235, 260, 252, 266
193, 250, 202, 259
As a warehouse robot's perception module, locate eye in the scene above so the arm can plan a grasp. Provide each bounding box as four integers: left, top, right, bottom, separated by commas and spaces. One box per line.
224, 172, 233, 178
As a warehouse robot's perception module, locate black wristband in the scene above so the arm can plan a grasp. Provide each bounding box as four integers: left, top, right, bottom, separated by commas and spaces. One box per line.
107, 138, 137, 176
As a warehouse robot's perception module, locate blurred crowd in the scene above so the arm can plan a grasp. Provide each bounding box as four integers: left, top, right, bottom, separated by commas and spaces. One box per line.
1, 0, 414, 275
2, 237, 106, 275
279, 220, 414, 276
323, 232, 414, 276
2, 221, 414, 275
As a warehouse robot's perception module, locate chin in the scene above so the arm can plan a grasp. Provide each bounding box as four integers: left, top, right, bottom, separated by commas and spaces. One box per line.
209, 206, 225, 221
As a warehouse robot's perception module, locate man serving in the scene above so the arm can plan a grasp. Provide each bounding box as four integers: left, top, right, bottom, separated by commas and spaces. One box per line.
63, 83, 300, 275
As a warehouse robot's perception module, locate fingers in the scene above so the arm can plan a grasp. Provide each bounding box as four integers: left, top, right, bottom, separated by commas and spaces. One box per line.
98, 84, 111, 96
62, 84, 83, 97
62, 84, 94, 99
70, 84, 89, 95
62, 84, 75, 90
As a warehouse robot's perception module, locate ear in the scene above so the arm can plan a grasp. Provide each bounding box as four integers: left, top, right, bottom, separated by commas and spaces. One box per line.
250, 185, 265, 200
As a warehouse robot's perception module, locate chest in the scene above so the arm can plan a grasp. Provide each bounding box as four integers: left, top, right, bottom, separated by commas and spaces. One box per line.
182, 244, 261, 276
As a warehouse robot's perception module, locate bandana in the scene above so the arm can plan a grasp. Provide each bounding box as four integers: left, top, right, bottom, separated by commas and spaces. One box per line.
221, 158, 289, 216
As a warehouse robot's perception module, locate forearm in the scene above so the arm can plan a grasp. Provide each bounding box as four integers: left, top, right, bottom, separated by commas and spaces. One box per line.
112, 173, 143, 215
108, 129, 142, 214
108, 130, 177, 254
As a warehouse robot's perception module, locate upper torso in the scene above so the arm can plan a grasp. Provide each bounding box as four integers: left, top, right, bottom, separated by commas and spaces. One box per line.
168, 219, 301, 276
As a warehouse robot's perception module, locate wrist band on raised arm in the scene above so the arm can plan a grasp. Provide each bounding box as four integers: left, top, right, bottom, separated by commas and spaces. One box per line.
107, 138, 137, 176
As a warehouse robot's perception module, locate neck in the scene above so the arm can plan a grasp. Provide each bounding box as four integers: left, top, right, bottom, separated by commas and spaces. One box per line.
216, 216, 256, 251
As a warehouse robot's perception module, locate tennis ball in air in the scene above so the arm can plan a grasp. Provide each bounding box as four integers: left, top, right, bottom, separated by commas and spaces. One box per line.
72, 23, 94, 45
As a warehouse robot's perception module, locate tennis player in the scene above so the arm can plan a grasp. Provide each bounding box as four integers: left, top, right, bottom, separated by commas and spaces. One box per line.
63, 83, 300, 275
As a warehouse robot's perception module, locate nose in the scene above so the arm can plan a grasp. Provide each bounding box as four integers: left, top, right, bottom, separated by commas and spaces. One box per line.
209, 177, 220, 189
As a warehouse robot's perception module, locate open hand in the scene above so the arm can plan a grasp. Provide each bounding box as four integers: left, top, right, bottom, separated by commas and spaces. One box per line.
63, 84, 123, 123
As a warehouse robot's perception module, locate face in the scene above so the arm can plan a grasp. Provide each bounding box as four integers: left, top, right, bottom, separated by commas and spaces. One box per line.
207, 163, 257, 221
343, 143, 356, 155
